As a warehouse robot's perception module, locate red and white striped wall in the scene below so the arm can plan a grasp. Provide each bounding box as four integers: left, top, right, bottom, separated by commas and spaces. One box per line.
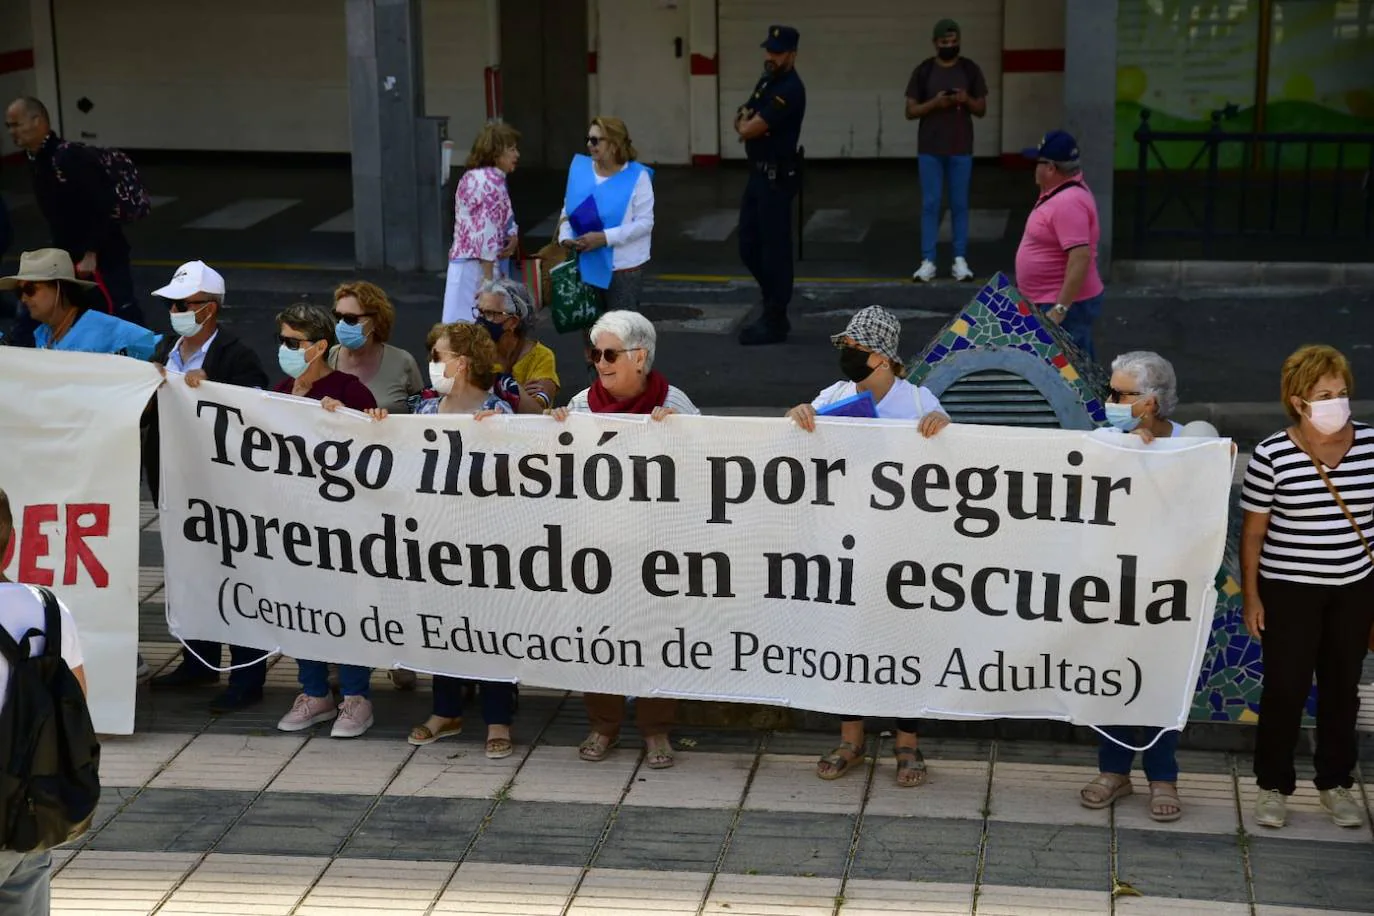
999, 0, 1065, 167
688, 0, 719, 166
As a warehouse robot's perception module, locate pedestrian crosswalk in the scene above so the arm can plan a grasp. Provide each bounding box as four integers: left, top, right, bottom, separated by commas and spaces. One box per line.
184, 197, 300, 230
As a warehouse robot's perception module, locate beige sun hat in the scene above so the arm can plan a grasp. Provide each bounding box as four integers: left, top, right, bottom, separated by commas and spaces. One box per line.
0, 248, 97, 290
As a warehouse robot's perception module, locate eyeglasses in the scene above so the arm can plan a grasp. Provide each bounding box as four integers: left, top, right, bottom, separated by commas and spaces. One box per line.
332, 310, 374, 326
278, 335, 313, 351
17, 282, 44, 298
168, 298, 217, 313
1108, 387, 1141, 402
472, 306, 510, 322
585, 136, 603, 146
588, 346, 642, 365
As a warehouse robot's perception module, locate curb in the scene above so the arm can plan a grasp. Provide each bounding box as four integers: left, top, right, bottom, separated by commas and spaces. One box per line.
1112, 260, 1374, 289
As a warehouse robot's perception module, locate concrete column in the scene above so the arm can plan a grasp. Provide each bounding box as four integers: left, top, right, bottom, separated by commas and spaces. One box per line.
27, 0, 59, 137
346, 0, 426, 271
1062, 0, 1118, 274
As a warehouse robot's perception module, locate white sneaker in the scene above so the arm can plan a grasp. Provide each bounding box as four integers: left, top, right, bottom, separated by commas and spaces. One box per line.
912, 260, 937, 283
1319, 787, 1365, 828
331, 695, 375, 739
277, 693, 337, 732
1254, 788, 1287, 828
952, 257, 975, 281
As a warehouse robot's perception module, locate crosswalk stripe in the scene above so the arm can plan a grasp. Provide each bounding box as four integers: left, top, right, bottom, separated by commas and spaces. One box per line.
803, 208, 869, 244
183, 198, 300, 230
682, 208, 739, 242
312, 209, 354, 233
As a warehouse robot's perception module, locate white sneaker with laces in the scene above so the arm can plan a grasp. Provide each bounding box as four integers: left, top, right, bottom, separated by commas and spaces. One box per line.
331, 695, 375, 739
912, 259, 937, 283
952, 256, 975, 281
277, 693, 337, 732
1319, 787, 1365, 828
1254, 788, 1287, 828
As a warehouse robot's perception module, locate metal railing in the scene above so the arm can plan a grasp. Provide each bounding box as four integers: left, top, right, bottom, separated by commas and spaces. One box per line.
1131, 108, 1374, 257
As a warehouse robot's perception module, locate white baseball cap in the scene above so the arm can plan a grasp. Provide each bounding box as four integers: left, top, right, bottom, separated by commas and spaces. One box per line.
152, 260, 225, 300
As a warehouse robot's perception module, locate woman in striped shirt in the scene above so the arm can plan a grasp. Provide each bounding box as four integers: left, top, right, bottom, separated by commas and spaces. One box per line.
1239, 344, 1373, 831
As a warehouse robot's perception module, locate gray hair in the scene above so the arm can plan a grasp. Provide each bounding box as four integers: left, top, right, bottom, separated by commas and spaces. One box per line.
590, 310, 657, 371
275, 302, 336, 347
1051, 160, 1082, 176
1111, 350, 1178, 417
479, 277, 535, 331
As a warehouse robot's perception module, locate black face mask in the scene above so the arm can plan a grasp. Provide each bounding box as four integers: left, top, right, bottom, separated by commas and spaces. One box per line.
477, 317, 506, 343
839, 347, 875, 383
937, 45, 960, 61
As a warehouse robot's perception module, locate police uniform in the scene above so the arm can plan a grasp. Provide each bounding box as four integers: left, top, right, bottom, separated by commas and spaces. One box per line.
737, 25, 806, 346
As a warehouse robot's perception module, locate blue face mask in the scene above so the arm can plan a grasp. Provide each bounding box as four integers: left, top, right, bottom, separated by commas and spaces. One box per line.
278, 344, 309, 379
477, 317, 506, 343
1104, 402, 1140, 431
335, 319, 367, 350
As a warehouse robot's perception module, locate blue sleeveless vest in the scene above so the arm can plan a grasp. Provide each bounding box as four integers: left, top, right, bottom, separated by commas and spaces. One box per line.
563, 155, 651, 289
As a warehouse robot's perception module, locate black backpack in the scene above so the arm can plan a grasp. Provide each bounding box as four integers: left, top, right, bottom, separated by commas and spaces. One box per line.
0, 586, 101, 853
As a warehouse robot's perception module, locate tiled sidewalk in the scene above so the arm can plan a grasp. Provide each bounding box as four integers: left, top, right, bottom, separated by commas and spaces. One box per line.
66, 498, 1372, 915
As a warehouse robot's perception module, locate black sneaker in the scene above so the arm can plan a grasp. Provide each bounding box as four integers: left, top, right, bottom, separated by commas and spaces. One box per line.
149, 664, 219, 689
209, 686, 265, 714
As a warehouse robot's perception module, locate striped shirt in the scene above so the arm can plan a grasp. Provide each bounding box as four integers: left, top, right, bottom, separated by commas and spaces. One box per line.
1240, 422, 1374, 585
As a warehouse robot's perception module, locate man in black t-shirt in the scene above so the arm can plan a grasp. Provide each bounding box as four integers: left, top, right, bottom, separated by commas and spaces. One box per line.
904, 19, 988, 285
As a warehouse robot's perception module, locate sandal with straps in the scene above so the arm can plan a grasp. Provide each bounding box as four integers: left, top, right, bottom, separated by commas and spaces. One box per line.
485, 736, 514, 760
816, 741, 862, 780
895, 746, 928, 787
408, 717, 463, 747
578, 732, 618, 762
1080, 773, 1133, 809
1148, 781, 1182, 822
644, 735, 676, 770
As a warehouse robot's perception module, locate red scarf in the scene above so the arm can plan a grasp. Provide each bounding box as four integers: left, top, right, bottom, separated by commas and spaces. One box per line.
587, 369, 670, 414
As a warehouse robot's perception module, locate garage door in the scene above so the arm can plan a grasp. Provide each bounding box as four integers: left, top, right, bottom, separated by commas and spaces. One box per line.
52, 0, 490, 153
717, 0, 1003, 159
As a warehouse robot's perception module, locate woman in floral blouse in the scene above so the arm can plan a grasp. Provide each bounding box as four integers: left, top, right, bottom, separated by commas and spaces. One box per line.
442, 123, 521, 323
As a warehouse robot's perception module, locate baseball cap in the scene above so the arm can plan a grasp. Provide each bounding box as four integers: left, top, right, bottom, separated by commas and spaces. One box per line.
932, 18, 960, 39
761, 25, 800, 53
831, 305, 901, 363
152, 260, 226, 300
1021, 130, 1080, 163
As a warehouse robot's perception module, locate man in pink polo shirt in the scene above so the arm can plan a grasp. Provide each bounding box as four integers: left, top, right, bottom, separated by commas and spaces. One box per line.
1013, 130, 1104, 359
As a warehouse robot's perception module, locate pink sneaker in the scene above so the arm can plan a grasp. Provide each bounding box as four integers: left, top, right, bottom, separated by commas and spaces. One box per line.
277, 693, 337, 732
331, 695, 375, 739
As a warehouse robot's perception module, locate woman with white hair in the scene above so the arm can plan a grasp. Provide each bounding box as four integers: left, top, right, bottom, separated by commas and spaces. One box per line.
550, 310, 697, 766
472, 277, 560, 413
1080, 349, 1212, 821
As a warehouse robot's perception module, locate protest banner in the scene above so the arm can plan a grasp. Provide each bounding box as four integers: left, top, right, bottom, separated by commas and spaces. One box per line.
1, 349, 162, 734
158, 378, 1233, 728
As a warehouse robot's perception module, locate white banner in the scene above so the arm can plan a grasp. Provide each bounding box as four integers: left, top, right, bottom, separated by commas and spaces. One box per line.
158, 378, 1233, 728
1, 349, 161, 734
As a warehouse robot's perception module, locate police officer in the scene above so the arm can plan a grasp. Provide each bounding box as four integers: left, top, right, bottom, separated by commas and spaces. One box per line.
735, 25, 806, 346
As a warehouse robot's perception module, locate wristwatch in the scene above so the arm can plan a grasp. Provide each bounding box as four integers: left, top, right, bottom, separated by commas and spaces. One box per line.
1050, 304, 1069, 316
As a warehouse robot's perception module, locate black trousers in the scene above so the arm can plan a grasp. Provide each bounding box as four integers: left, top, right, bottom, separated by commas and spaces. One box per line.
1254, 572, 1374, 794
738, 169, 796, 318
842, 716, 921, 735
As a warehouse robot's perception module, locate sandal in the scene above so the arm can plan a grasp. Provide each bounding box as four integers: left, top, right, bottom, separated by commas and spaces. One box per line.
816, 741, 862, 781
485, 736, 514, 760
579, 732, 618, 762
408, 717, 463, 747
644, 736, 676, 770
1080, 773, 1133, 809
1148, 781, 1182, 822
895, 746, 928, 788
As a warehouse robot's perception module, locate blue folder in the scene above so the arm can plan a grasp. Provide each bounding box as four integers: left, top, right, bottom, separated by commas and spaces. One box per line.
816, 390, 877, 418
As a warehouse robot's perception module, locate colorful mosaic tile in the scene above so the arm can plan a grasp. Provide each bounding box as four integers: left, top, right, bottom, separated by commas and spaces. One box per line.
908, 272, 1111, 424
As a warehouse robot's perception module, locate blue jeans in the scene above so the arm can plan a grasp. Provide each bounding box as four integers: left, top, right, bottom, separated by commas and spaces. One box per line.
1099, 727, 1180, 782
918, 153, 973, 261
1060, 292, 1103, 360
0, 850, 50, 915
297, 661, 371, 699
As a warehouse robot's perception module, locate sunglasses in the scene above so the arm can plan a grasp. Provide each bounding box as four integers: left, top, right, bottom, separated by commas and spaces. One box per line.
588, 346, 642, 365
333, 310, 374, 326
278, 335, 314, 351
585, 136, 603, 146
168, 298, 217, 313
17, 282, 45, 298
1107, 387, 1141, 402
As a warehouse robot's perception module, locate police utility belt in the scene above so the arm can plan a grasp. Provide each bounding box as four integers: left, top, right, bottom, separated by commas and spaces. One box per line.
750, 159, 798, 179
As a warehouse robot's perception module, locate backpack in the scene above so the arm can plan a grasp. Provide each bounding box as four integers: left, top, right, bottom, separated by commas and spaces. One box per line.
55, 141, 152, 224
914, 57, 979, 103
0, 586, 101, 853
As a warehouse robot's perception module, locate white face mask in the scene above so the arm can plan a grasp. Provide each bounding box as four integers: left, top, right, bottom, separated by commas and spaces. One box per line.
169, 306, 206, 338
429, 361, 454, 395
1306, 397, 1350, 435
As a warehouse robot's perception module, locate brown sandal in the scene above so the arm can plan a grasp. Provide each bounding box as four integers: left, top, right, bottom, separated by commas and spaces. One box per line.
644, 736, 676, 770
485, 736, 514, 760
816, 741, 862, 780
408, 717, 462, 747
578, 732, 617, 762
895, 747, 928, 787
1080, 773, 1133, 809
1148, 781, 1182, 822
